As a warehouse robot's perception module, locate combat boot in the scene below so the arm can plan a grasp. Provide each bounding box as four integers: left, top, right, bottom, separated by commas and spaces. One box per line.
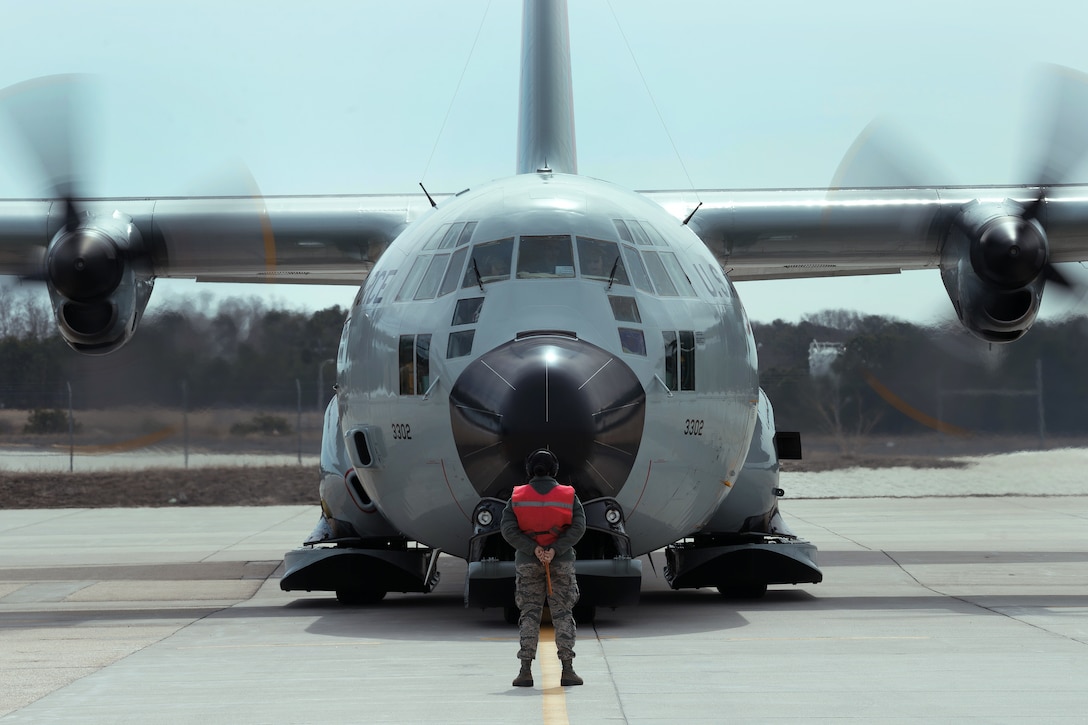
512, 659, 533, 687
560, 660, 583, 686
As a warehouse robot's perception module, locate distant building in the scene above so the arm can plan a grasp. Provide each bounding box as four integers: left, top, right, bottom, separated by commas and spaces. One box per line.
808, 340, 844, 378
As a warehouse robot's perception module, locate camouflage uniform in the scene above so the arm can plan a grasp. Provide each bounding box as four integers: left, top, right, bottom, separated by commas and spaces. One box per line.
514, 559, 580, 661
500, 475, 586, 665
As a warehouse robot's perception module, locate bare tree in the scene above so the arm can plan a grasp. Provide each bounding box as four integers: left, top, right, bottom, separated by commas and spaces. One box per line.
807, 371, 885, 454
0, 285, 53, 340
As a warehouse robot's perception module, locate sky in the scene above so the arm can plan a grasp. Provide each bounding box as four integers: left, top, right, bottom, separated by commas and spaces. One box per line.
1, 0, 1087, 323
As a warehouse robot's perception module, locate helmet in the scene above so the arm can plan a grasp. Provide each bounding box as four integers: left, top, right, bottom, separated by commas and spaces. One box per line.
525, 448, 559, 478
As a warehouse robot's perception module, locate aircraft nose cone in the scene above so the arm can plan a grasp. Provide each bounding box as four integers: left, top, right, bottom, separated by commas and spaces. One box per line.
449, 334, 645, 500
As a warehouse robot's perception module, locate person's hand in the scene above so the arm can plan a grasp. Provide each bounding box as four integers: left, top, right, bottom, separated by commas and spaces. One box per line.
540, 548, 555, 564
534, 545, 546, 562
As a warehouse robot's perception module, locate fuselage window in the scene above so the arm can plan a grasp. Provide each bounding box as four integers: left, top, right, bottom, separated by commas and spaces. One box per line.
452, 297, 484, 326
438, 246, 469, 297
662, 330, 696, 391
413, 253, 451, 300
620, 244, 655, 294
608, 296, 641, 323
643, 252, 678, 296
398, 333, 432, 395
637, 221, 669, 247
516, 235, 575, 279
447, 329, 475, 359
577, 237, 629, 285
395, 256, 430, 302
619, 328, 646, 356
463, 237, 514, 287
660, 252, 697, 296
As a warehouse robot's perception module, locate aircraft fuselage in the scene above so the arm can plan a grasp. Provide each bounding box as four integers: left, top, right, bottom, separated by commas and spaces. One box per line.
336, 172, 759, 558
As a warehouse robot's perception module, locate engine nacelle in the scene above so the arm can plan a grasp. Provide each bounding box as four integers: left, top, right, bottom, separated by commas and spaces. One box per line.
45, 211, 153, 355
940, 200, 1047, 343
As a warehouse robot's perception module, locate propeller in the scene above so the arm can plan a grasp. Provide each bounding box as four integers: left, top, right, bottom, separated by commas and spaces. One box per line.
0, 74, 105, 292
1021, 65, 1088, 216
0, 74, 92, 223
831, 64, 1088, 316
1009, 66, 1088, 300
2, 75, 276, 300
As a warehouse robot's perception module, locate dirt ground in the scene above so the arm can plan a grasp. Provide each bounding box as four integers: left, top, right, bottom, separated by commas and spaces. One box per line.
0, 466, 317, 509
0, 434, 1077, 509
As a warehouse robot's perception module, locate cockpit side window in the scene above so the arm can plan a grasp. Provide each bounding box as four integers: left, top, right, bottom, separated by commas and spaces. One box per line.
637, 221, 669, 247
678, 330, 695, 390
642, 251, 678, 296
577, 237, 628, 285
462, 237, 514, 287
516, 235, 575, 279
620, 244, 655, 294
413, 253, 451, 300
661, 330, 697, 391
454, 221, 478, 248
399, 335, 416, 394
663, 331, 677, 389
626, 220, 652, 246
437, 222, 465, 249
415, 334, 431, 393
613, 219, 634, 244
423, 223, 455, 251
400, 333, 432, 395
424, 221, 477, 251
659, 252, 697, 296
395, 256, 430, 301
438, 247, 469, 297
694, 264, 720, 297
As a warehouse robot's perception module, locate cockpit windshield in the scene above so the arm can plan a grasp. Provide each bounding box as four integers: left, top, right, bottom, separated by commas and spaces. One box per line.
577, 237, 629, 285
516, 235, 575, 279
462, 237, 514, 288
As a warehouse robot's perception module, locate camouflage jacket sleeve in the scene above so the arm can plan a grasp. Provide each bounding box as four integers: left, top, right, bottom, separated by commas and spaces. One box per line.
500, 498, 540, 558
549, 496, 586, 558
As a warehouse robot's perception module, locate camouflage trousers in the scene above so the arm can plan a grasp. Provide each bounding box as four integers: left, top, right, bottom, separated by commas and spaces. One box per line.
514, 560, 579, 661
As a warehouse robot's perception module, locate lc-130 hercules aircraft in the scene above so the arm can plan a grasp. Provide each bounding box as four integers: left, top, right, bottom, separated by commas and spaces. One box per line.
2, 0, 1088, 620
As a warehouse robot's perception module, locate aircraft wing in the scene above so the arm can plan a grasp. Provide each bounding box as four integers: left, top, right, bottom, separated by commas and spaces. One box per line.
643, 185, 1088, 282
0, 194, 439, 285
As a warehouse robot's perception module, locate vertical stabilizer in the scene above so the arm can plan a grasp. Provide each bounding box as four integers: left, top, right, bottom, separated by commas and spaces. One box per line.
517, 0, 577, 174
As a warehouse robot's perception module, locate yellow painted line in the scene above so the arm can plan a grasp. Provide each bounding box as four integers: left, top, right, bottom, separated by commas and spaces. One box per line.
59, 427, 178, 454
538, 624, 569, 725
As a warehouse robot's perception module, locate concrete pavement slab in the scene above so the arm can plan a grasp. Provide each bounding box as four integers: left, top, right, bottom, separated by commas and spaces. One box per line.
1, 495, 1086, 723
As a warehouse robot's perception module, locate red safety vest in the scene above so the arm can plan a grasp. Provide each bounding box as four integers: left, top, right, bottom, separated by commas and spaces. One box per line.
511, 483, 575, 547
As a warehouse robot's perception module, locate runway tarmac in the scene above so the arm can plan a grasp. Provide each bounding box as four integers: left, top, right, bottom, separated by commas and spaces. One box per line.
2, 494, 1087, 723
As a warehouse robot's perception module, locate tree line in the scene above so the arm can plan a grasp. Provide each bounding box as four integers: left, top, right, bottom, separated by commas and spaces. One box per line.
754, 310, 1088, 438
0, 288, 344, 411
1, 286, 1086, 437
